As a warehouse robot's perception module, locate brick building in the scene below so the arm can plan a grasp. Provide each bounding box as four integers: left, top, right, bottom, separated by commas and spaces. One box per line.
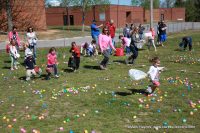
0, 0, 47, 31
46, 5, 185, 28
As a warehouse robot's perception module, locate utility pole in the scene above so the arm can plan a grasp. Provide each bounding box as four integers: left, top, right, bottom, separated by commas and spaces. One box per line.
150, 0, 153, 28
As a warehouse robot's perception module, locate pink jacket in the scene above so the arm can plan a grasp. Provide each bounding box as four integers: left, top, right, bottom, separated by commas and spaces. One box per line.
98, 34, 116, 52
150, 29, 156, 39
47, 53, 57, 65
8, 31, 21, 46
121, 37, 131, 48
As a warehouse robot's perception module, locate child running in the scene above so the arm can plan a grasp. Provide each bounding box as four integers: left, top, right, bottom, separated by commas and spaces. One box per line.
146, 57, 164, 95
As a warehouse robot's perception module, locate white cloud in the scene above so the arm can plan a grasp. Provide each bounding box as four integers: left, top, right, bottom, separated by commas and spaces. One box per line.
49, 0, 61, 6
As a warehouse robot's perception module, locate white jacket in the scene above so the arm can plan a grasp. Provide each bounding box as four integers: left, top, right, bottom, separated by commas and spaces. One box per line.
10, 45, 19, 58
147, 66, 164, 81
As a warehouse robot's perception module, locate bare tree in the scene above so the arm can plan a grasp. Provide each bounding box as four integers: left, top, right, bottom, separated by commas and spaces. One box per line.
0, 0, 13, 31
59, 0, 73, 26
73, 0, 110, 32
161, 0, 176, 8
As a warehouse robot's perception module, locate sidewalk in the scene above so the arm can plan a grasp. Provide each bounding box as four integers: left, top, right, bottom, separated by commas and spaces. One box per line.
0, 36, 92, 50
0, 35, 120, 50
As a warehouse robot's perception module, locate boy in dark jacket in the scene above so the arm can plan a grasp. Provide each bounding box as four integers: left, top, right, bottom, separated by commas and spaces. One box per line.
24, 52, 36, 81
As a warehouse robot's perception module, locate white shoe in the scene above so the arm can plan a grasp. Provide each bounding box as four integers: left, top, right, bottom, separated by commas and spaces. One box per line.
10, 68, 14, 71
55, 75, 59, 78
100, 65, 105, 70
146, 87, 152, 93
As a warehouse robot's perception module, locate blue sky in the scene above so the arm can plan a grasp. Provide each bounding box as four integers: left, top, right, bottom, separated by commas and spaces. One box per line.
110, 0, 131, 5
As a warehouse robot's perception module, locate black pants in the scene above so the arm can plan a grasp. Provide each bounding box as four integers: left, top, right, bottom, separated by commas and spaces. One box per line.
74, 57, 80, 70
68, 56, 80, 70
127, 45, 138, 64
100, 50, 110, 67
184, 37, 192, 51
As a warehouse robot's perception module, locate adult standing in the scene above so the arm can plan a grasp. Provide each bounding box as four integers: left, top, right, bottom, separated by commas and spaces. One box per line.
107, 19, 116, 54
158, 21, 167, 46
156, 21, 161, 45
123, 23, 131, 38
8, 26, 21, 52
125, 27, 139, 65
138, 24, 145, 40
26, 27, 38, 59
98, 27, 116, 70
90, 20, 103, 44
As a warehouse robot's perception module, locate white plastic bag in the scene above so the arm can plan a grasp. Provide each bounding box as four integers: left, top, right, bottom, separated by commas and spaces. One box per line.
129, 69, 147, 80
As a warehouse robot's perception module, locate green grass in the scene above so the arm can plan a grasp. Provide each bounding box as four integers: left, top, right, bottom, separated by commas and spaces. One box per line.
0, 31, 200, 133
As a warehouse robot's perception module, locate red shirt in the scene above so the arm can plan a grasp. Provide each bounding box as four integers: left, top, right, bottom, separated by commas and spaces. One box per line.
71, 46, 80, 58
108, 24, 116, 38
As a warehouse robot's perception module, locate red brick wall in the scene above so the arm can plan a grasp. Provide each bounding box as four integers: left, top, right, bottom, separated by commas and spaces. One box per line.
46, 6, 185, 28
145, 8, 185, 23
171, 8, 185, 21
0, 0, 47, 31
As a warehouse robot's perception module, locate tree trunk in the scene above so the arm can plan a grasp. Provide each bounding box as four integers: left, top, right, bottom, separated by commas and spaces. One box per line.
6, 0, 13, 31
82, 11, 85, 32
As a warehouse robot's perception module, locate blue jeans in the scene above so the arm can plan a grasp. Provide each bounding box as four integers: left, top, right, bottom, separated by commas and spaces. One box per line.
29, 43, 37, 58
47, 64, 58, 75
125, 46, 131, 54
92, 35, 98, 44
184, 37, 192, 51
109, 38, 115, 54
100, 49, 110, 67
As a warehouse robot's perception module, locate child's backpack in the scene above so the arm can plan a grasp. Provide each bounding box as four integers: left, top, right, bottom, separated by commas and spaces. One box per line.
6, 44, 10, 53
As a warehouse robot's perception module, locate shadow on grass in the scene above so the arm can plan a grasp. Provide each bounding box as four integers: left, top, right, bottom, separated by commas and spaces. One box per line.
115, 88, 147, 96
63, 68, 74, 73
19, 74, 46, 81
4, 60, 11, 63
83, 65, 100, 70
128, 88, 147, 94
2, 66, 10, 69
113, 60, 126, 64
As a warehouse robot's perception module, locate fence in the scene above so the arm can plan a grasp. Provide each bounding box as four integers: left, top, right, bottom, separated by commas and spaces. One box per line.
143, 22, 200, 33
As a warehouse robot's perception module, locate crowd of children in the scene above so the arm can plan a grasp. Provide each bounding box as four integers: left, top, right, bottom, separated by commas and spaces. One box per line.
4, 21, 192, 95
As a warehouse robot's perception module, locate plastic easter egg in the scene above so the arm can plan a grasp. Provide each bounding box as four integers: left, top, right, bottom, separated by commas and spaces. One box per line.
8, 125, 12, 128
190, 111, 194, 115
163, 122, 168, 126
133, 115, 137, 119
139, 104, 143, 108
182, 118, 187, 123
157, 109, 161, 113
59, 127, 64, 131
20, 128, 26, 133
91, 130, 96, 133
84, 130, 88, 133
69, 130, 74, 133
83, 114, 86, 117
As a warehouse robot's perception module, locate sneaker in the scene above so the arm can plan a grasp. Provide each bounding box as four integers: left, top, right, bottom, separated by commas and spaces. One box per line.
10, 68, 14, 71
14, 66, 18, 70
125, 59, 129, 65
46, 76, 50, 80
100, 65, 105, 70
55, 75, 59, 78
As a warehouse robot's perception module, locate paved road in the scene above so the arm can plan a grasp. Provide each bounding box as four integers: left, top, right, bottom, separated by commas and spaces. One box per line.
0, 36, 92, 50
0, 35, 120, 50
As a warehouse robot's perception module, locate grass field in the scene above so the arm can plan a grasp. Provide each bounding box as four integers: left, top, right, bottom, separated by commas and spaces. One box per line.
0, 31, 200, 133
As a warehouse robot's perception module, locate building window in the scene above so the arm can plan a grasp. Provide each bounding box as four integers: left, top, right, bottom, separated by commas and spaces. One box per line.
99, 12, 105, 21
